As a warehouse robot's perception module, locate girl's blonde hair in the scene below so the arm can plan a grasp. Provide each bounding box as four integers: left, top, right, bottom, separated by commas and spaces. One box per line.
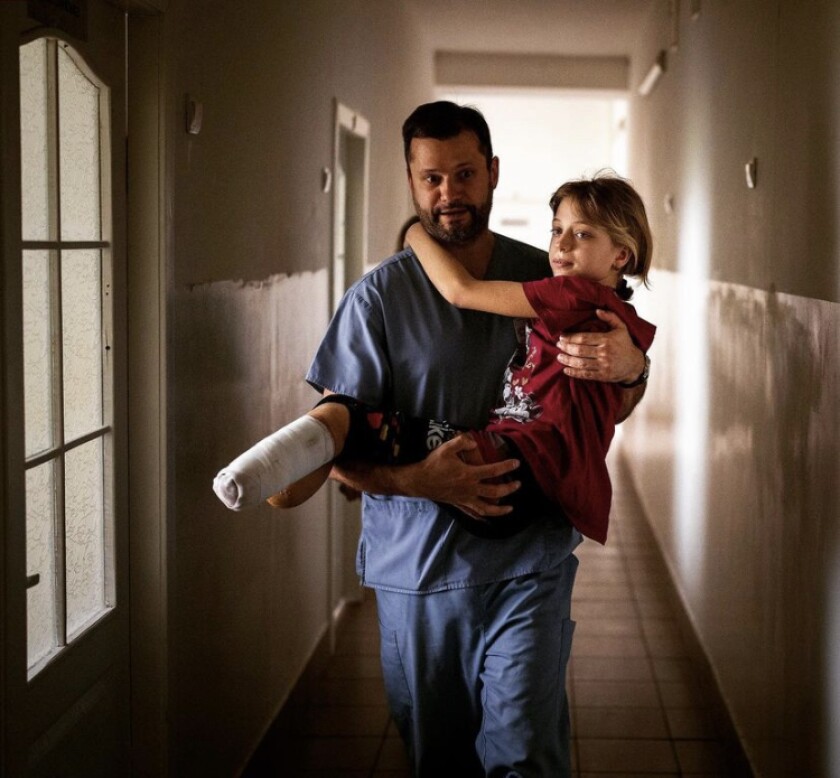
549, 171, 653, 299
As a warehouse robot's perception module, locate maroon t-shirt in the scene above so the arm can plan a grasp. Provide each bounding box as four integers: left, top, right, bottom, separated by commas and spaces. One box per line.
485, 275, 656, 544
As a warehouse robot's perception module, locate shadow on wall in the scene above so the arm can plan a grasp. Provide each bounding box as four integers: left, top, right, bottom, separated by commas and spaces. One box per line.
704, 283, 839, 777
621, 270, 840, 777
760, 290, 840, 776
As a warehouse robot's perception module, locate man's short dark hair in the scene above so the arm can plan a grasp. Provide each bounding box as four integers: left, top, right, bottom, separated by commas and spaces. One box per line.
402, 101, 494, 169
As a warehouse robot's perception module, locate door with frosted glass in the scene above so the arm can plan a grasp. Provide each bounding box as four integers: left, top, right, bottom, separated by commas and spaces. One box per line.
17, 2, 129, 774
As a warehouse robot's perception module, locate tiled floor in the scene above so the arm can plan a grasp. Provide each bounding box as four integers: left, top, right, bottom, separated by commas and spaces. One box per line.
244, 458, 752, 777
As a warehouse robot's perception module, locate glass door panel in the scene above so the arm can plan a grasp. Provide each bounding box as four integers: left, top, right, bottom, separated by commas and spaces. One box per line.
20, 37, 53, 242
25, 462, 58, 669
20, 37, 113, 676
58, 44, 102, 241
65, 438, 108, 638
61, 249, 104, 440
22, 249, 55, 456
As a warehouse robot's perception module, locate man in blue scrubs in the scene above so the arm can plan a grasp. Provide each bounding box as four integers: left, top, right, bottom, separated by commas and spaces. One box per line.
306, 101, 648, 776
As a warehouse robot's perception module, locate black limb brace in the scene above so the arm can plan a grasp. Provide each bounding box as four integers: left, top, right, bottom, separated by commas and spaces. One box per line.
315, 394, 461, 465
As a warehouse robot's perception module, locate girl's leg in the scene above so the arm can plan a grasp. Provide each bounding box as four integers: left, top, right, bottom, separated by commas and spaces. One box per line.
262, 397, 545, 537
225, 394, 545, 533
212, 402, 351, 511
266, 462, 334, 509
257, 400, 354, 509
267, 397, 462, 508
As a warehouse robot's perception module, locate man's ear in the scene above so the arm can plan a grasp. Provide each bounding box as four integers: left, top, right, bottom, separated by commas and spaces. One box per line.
490, 156, 500, 189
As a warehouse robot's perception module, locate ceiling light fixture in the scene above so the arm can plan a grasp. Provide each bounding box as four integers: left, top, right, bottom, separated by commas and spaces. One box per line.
638, 50, 667, 97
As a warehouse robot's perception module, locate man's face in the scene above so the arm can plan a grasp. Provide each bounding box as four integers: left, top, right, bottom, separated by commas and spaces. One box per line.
407, 131, 499, 245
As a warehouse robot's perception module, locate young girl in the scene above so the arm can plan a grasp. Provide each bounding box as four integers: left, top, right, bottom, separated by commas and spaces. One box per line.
213, 172, 656, 543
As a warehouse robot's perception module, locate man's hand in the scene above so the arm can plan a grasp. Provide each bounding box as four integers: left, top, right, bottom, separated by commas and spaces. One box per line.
330, 434, 521, 518
556, 309, 645, 383
417, 435, 521, 518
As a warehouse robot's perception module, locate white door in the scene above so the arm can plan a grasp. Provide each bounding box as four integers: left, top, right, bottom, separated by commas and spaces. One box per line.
2, 1, 129, 774
331, 103, 370, 311
329, 103, 370, 621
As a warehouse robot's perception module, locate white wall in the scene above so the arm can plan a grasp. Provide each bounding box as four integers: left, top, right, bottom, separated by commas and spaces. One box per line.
159, 1, 432, 773
622, 2, 840, 775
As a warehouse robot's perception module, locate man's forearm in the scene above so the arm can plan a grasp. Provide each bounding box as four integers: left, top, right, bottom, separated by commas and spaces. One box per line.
616, 382, 646, 423
329, 435, 523, 516
615, 350, 650, 421
330, 459, 421, 498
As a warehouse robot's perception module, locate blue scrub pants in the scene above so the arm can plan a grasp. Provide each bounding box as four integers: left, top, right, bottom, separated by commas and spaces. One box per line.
375, 554, 578, 777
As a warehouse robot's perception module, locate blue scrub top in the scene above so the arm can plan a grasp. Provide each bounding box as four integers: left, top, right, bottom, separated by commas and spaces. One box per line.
306, 233, 581, 593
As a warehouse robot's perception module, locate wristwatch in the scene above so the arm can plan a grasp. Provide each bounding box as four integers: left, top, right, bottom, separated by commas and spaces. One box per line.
621, 353, 650, 388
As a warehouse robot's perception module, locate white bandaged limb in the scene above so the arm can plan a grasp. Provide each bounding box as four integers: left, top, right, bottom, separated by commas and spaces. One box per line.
213, 415, 335, 510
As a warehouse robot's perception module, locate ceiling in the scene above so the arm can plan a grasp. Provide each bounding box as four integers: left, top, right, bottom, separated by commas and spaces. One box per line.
408, 0, 656, 59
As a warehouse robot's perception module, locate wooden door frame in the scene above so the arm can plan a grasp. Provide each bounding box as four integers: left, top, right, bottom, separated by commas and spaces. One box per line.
0, 4, 29, 774
125, 7, 170, 776
0, 2, 171, 774
327, 102, 370, 646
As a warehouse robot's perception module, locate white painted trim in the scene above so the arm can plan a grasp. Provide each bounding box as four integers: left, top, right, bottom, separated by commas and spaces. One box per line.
328, 102, 370, 647
126, 10, 170, 776
331, 101, 370, 313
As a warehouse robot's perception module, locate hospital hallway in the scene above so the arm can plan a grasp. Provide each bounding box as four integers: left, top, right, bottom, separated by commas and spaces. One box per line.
243, 454, 752, 777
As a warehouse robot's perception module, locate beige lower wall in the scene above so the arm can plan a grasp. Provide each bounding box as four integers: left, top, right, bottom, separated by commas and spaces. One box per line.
169, 271, 333, 774
620, 270, 840, 776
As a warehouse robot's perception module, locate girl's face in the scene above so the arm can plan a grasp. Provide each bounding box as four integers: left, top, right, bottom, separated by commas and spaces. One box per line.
549, 198, 628, 288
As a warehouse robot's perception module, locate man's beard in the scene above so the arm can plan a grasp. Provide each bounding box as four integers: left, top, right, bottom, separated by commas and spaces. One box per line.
413, 190, 493, 245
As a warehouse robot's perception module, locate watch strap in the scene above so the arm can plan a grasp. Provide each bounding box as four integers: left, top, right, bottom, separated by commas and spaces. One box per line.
620, 353, 650, 388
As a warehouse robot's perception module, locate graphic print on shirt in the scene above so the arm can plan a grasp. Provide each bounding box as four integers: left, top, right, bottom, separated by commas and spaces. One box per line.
426, 419, 458, 450
493, 320, 543, 423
